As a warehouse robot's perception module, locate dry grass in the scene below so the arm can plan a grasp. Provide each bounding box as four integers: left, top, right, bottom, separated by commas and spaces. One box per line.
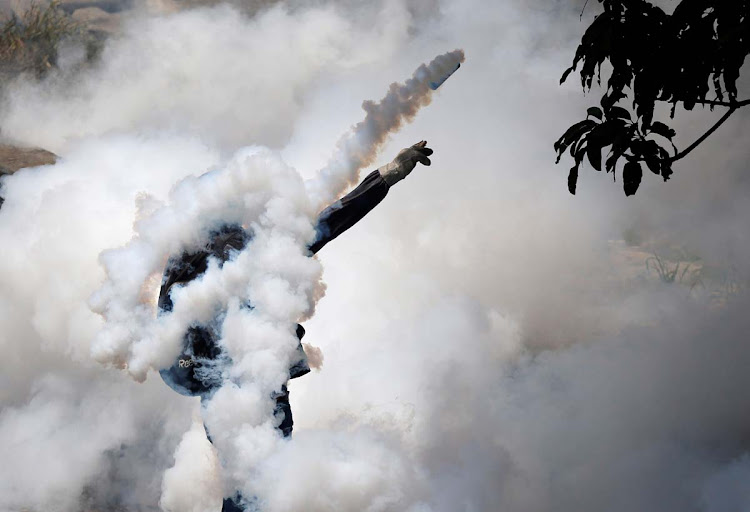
0, 0, 89, 77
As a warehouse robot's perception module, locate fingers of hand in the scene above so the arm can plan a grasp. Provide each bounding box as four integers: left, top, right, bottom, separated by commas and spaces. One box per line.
399, 141, 432, 167
416, 154, 431, 166
410, 140, 433, 156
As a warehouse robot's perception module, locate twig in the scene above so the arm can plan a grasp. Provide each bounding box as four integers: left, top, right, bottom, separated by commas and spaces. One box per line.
690, 98, 750, 108
580, 0, 591, 20
669, 106, 737, 163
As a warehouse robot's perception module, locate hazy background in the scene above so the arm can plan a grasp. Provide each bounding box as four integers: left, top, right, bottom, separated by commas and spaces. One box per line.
1, 0, 749, 511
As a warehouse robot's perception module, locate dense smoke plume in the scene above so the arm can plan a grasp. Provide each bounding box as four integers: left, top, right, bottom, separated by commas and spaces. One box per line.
1, 1, 750, 511
307, 49, 464, 208
81, 45, 462, 507
89, 48, 464, 384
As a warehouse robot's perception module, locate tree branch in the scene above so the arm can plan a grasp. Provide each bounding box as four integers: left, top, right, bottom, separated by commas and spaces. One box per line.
690, 98, 750, 108
580, 0, 590, 20
669, 107, 737, 163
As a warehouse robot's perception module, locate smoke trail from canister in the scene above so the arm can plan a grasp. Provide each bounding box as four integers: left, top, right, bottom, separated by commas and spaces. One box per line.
306, 49, 465, 210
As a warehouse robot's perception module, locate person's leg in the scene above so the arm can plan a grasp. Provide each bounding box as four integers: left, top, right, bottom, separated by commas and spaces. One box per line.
222, 495, 246, 512
203, 384, 293, 512
273, 384, 293, 438
200, 395, 247, 512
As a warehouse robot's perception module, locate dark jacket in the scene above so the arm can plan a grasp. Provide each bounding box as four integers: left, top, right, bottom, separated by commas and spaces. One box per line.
159, 170, 389, 397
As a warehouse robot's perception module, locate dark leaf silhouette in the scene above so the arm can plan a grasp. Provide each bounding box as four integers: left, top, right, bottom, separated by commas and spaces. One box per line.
607, 106, 631, 121
587, 107, 603, 120
560, 67, 574, 84
556, 0, 750, 196
568, 166, 579, 194
623, 160, 642, 196
587, 144, 602, 171
554, 119, 597, 163
649, 121, 676, 140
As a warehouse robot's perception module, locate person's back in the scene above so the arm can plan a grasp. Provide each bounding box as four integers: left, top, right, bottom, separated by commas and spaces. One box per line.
159, 224, 250, 397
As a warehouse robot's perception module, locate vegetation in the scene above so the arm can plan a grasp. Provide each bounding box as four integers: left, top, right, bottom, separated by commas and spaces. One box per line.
0, 1, 93, 77
646, 252, 698, 285
555, 0, 749, 196
637, 246, 746, 305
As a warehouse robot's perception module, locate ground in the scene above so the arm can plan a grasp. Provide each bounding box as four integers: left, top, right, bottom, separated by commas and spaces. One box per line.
0, 143, 57, 174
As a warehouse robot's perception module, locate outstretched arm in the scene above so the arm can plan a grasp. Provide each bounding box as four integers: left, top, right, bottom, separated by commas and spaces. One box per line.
308, 141, 433, 254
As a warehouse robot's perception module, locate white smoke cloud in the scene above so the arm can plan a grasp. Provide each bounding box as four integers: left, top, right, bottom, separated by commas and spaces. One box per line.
160, 413, 223, 512
2, 0, 750, 511
306, 49, 464, 209
0, 0, 412, 153
78, 41, 460, 508
0, 133, 211, 510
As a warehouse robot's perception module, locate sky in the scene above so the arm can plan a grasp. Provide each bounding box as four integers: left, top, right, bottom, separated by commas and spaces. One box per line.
1, 0, 750, 511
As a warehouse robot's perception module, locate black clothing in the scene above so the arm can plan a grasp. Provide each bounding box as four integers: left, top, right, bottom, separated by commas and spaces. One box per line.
158, 170, 389, 512
158, 170, 389, 403
308, 169, 388, 253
